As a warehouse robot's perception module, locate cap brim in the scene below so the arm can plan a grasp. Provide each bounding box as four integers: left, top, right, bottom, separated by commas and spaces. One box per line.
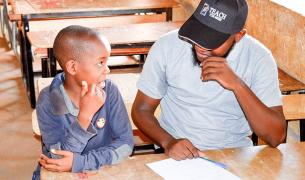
178, 15, 230, 49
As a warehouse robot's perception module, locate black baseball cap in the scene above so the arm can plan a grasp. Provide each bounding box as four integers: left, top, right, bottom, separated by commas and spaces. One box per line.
178, 0, 248, 49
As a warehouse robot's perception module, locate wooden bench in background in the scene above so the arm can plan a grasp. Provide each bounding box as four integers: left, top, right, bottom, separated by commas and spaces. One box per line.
6, 0, 180, 108
278, 68, 305, 94
25, 21, 182, 107
252, 69, 305, 145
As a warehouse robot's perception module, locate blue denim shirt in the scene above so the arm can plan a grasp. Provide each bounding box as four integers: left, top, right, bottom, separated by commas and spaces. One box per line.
33, 73, 133, 179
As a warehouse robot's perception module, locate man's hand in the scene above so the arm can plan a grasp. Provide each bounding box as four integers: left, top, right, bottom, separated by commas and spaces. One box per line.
164, 138, 199, 160
201, 57, 243, 91
78, 81, 106, 129
39, 149, 73, 172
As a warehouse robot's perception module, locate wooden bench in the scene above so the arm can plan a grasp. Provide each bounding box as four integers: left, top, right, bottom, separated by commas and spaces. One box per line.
252, 69, 305, 145
278, 68, 305, 94
283, 94, 305, 141
33, 73, 161, 154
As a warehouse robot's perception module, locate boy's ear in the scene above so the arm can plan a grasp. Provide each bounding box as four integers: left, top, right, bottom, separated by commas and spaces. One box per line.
65, 59, 77, 75
235, 29, 247, 42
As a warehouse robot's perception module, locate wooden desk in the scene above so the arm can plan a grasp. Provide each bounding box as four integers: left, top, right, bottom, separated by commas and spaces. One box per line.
41, 142, 305, 179
27, 21, 182, 49
12, 0, 179, 21
278, 68, 305, 93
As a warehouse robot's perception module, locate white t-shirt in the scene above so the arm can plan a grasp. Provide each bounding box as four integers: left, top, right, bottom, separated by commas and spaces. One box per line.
137, 30, 282, 150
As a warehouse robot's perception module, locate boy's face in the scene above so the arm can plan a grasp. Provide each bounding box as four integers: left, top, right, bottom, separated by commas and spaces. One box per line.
74, 36, 111, 88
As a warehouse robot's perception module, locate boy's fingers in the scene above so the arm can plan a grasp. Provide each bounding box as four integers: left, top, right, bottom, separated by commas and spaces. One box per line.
52, 149, 71, 156
81, 81, 88, 97
39, 159, 47, 166
43, 163, 60, 172
39, 157, 59, 167
90, 84, 96, 95
95, 88, 106, 100
101, 90, 106, 100
40, 154, 49, 161
39, 157, 47, 164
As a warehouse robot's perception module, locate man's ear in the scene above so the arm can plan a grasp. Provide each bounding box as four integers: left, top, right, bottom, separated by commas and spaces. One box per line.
235, 29, 247, 42
65, 60, 77, 75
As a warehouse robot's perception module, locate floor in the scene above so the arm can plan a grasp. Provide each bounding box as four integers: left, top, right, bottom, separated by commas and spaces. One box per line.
0, 25, 301, 180
0, 34, 41, 179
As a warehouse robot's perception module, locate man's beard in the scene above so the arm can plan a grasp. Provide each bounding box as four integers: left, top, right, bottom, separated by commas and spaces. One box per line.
192, 42, 236, 65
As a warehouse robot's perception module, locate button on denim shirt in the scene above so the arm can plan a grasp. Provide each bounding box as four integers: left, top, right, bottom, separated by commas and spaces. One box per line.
33, 73, 134, 179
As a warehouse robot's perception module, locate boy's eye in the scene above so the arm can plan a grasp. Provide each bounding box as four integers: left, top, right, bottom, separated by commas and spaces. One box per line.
97, 62, 104, 67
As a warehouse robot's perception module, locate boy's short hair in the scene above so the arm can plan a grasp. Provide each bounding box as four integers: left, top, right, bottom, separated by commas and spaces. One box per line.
53, 25, 101, 69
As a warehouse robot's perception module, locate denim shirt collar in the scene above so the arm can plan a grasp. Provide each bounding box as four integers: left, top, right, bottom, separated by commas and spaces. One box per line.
49, 73, 79, 116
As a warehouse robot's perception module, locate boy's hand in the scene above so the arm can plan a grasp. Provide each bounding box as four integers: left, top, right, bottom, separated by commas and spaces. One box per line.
39, 149, 73, 172
164, 138, 199, 160
78, 81, 106, 129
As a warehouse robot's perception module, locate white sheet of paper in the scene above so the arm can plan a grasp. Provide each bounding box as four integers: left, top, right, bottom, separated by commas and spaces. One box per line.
147, 158, 241, 180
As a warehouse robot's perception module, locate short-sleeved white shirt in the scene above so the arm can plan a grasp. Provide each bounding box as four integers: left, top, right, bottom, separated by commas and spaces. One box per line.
137, 30, 282, 150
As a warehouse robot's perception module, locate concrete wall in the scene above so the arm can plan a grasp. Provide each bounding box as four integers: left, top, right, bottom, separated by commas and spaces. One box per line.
176, 0, 305, 83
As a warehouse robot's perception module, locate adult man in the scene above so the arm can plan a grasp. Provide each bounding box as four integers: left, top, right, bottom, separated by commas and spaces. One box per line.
132, 0, 286, 160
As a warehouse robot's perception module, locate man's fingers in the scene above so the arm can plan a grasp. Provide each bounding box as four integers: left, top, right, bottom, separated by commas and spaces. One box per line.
170, 151, 187, 161
185, 151, 194, 159
81, 81, 88, 97
202, 68, 219, 77
170, 143, 194, 160
184, 141, 199, 158
202, 72, 218, 81
202, 61, 224, 70
204, 57, 225, 62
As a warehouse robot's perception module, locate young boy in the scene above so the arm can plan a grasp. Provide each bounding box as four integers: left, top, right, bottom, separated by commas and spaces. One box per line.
32, 25, 134, 179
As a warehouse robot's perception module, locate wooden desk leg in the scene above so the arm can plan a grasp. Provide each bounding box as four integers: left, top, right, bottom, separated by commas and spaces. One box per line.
41, 58, 50, 78
22, 15, 36, 108
19, 29, 26, 81
48, 48, 57, 77
166, 8, 173, 21
300, 120, 305, 142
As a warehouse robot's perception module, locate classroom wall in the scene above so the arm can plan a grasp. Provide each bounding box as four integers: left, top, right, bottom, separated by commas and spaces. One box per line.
176, 0, 305, 83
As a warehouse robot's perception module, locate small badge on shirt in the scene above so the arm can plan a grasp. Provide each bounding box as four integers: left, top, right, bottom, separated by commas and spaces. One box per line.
96, 118, 106, 128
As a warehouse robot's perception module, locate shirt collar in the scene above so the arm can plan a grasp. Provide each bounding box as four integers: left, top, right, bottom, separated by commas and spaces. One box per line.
59, 83, 79, 116
48, 73, 79, 116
